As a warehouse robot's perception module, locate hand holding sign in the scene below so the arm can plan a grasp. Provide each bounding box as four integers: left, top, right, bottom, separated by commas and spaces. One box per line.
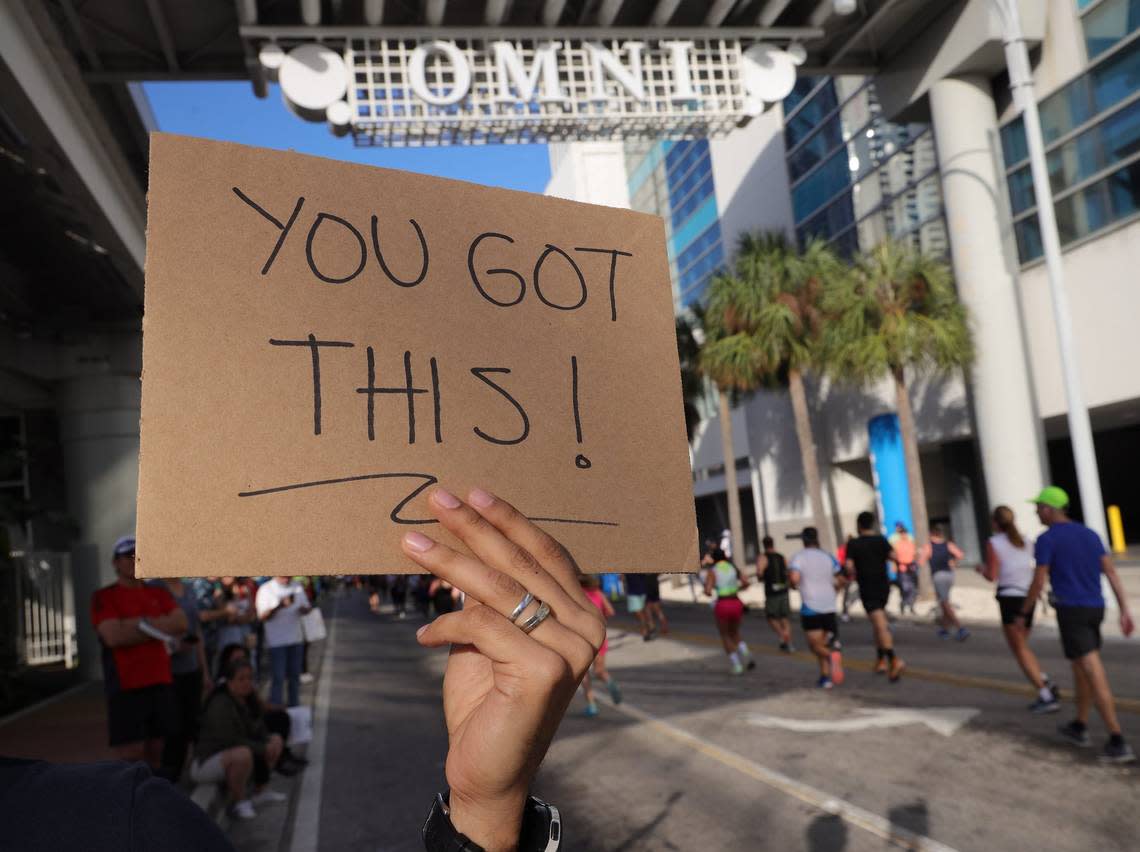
410, 486, 604, 849
137, 134, 696, 576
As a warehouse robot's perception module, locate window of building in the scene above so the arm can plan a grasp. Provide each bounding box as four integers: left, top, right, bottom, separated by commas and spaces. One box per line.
785, 80, 839, 151
1082, 0, 1140, 59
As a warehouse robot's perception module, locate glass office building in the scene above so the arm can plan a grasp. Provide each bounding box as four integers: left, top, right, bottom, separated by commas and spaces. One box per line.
625, 139, 724, 309
1002, 4, 1140, 263
783, 77, 948, 259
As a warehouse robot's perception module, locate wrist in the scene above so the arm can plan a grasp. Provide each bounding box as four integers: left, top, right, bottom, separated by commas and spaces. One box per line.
448, 788, 527, 852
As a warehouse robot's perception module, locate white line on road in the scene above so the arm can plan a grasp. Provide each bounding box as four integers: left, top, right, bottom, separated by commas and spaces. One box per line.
744, 707, 980, 737
601, 696, 960, 852
290, 596, 339, 852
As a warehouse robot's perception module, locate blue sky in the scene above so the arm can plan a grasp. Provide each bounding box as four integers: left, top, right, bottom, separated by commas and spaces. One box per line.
143, 82, 552, 194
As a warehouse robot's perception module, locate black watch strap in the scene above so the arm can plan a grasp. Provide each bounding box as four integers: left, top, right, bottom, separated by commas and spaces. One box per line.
422, 793, 484, 852
422, 792, 562, 852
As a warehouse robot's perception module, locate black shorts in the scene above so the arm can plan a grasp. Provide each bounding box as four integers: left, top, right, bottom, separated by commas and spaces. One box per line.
859, 585, 890, 614
644, 574, 661, 603
997, 595, 1036, 628
107, 684, 179, 747
1056, 606, 1104, 660
801, 612, 838, 635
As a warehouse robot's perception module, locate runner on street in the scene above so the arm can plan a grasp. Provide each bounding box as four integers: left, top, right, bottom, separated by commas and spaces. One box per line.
703, 549, 754, 675
982, 505, 1060, 713
789, 528, 845, 689
757, 536, 793, 652
845, 512, 906, 682
1023, 487, 1136, 763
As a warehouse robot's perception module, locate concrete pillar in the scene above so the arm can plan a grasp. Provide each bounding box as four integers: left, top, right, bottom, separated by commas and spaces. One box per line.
928, 75, 1047, 536
57, 373, 141, 679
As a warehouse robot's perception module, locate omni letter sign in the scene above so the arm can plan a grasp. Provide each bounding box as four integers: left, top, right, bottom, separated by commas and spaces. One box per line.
257, 38, 804, 146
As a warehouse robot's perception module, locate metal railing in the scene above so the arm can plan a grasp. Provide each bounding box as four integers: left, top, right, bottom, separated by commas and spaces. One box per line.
14, 552, 77, 669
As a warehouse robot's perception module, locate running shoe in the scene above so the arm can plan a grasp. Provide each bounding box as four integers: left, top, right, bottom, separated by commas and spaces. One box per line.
1057, 721, 1092, 747
829, 650, 845, 686
607, 680, 623, 705
252, 789, 288, 806
779, 641, 790, 653
955, 628, 970, 642
937, 629, 951, 640
888, 658, 906, 682
873, 658, 888, 675
584, 702, 600, 718
746, 658, 757, 671
228, 800, 257, 821
839, 613, 851, 623
730, 660, 745, 676
1099, 739, 1137, 764
1028, 693, 1061, 715
818, 676, 833, 690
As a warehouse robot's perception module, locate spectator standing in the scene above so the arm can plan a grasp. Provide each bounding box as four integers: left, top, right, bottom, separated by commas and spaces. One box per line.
215, 577, 257, 673
91, 536, 187, 770
255, 576, 311, 707
192, 658, 287, 820
1024, 487, 1136, 763
192, 577, 226, 671
148, 576, 211, 780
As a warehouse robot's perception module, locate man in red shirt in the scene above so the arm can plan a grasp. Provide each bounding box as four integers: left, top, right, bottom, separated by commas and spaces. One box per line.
91, 536, 188, 769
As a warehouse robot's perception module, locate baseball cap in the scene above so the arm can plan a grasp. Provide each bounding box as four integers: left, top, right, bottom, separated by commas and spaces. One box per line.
1029, 486, 1069, 509
113, 535, 136, 557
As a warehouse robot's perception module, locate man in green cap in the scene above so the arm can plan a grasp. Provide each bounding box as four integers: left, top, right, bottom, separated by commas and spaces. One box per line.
1020, 486, 1135, 763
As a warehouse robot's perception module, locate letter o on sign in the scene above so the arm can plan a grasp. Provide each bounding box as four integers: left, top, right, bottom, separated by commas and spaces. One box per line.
409, 41, 472, 106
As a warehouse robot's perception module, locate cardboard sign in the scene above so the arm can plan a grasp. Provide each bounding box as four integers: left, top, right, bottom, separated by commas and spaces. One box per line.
136, 133, 697, 576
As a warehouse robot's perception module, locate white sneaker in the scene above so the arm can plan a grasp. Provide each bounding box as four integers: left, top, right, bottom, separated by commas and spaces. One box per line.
252, 789, 288, 806
228, 800, 257, 820
299, 672, 315, 684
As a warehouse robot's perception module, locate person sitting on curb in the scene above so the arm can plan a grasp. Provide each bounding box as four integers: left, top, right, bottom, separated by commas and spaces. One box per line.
191, 657, 287, 820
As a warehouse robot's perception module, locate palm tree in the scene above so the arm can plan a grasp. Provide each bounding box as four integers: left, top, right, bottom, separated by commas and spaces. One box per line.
675, 307, 706, 444
822, 240, 974, 591
696, 284, 752, 572
700, 233, 839, 555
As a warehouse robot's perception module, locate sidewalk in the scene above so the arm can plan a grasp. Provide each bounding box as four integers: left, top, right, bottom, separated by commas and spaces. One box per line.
661, 563, 1140, 638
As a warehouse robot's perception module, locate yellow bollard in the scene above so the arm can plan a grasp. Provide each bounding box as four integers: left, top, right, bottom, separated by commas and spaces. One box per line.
1107, 505, 1126, 554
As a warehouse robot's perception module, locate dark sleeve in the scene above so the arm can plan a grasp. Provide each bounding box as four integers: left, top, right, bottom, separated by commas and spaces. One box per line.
0, 759, 234, 852
1033, 533, 1051, 567
131, 772, 236, 852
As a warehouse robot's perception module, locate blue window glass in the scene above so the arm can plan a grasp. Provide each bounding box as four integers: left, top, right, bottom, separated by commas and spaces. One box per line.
785, 80, 839, 151
797, 191, 856, 243
1035, 36, 1140, 145
676, 223, 722, 273
671, 175, 714, 229
788, 115, 845, 182
792, 147, 852, 221
1083, 0, 1140, 59
1106, 157, 1140, 218
783, 76, 820, 117
1008, 167, 1036, 214
1002, 117, 1028, 166
1014, 217, 1043, 262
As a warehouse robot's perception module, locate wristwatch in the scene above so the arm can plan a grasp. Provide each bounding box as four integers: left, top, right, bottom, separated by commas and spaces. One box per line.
422, 792, 561, 852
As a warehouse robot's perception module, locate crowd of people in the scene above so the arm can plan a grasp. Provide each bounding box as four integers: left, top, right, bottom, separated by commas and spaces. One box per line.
90, 541, 322, 821
695, 486, 1135, 763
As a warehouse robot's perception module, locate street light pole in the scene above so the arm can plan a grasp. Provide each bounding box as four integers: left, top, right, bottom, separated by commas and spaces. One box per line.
993, 0, 1107, 543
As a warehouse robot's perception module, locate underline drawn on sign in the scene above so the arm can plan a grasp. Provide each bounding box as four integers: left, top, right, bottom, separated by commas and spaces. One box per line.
236, 471, 619, 528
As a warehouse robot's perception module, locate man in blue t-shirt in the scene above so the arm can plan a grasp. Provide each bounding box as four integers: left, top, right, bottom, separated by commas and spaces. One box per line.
1020, 486, 1136, 764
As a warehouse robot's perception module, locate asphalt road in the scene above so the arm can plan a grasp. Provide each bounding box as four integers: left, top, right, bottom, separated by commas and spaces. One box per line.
308, 590, 1140, 851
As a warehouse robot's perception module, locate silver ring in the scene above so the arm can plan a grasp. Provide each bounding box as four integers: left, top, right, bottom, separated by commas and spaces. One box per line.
519, 601, 552, 634
508, 592, 535, 623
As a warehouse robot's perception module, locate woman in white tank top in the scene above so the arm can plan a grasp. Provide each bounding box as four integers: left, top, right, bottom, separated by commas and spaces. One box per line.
982, 506, 1059, 713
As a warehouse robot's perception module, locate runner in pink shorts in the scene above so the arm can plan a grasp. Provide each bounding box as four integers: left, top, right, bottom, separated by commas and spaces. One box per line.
703, 548, 755, 675
580, 575, 622, 717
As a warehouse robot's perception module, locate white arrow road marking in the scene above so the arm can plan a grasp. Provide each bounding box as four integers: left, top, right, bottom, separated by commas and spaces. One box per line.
744, 707, 981, 737
599, 695, 960, 852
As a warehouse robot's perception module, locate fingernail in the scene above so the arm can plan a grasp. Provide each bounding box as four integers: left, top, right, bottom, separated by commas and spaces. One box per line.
416, 624, 428, 638
468, 488, 494, 508
404, 531, 435, 552
432, 488, 461, 509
